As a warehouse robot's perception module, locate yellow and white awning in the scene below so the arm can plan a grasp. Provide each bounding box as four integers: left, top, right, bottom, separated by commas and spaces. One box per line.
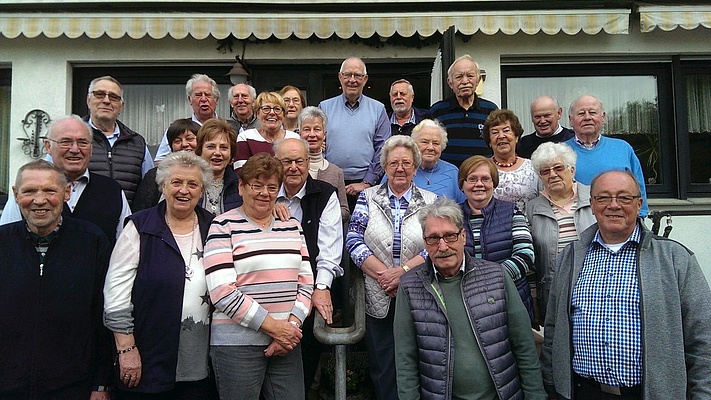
0, 9, 630, 40
640, 5, 711, 33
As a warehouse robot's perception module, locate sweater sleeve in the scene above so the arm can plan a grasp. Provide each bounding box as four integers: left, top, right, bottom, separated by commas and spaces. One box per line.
500, 210, 535, 281
103, 221, 141, 333
233, 130, 252, 170
346, 191, 374, 268
504, 273, 546, 400
394, 285, 422, 400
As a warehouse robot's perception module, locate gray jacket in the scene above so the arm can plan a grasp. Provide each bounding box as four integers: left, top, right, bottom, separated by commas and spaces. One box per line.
541, 222, 711, 400
525, 182, 595, 317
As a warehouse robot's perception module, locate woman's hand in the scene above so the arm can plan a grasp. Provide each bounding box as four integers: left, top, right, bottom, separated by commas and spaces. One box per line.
264, 339, 290, 357
273, 203, 291, 221
377, 268, 404, 296
260, 317, 302, 350
118, 347, 142, 388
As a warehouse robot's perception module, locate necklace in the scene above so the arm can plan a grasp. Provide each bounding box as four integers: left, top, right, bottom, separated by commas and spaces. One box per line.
492, 156, 517, 168
205, 178, 224, 214
421, 162, 437, 185
165, 212, 197, 280
241, 207, 271, 229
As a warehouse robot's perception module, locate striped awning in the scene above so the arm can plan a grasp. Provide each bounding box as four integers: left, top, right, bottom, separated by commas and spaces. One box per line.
640, 5, 711, 33
0, 9, 630, 40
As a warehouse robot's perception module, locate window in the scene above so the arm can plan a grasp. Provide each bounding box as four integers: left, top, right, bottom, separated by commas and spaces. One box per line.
679, 60, 711, 195
503, 63, 675, 198
0, 69, 10, 200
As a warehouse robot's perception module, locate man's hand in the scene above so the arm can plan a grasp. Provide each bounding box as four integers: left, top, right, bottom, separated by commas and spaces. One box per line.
346, 182, 370, 197
90, 391, 111, 400
273, 203, 291, 221
312, 288, 334, 324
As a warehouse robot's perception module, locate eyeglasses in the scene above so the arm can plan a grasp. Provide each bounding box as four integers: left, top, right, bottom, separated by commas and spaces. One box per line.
280, 158, 306, 167
192, 91, 214, 99
248, 182, 280, 194
340, 72, 367, 81
592, 195, 641, 205
387, 160, 414, 170
46, 138, 92, 149
260, 106, 284, 114
423, 231, 461, 246
464, 176, 492, 184
90, 90, 122, 103
539, 164, 568, 176
284, 98, 302, 105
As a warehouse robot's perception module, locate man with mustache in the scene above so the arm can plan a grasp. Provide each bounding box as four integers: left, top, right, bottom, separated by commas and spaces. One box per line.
429, 55, 498, 166
389, 79, 430, 136
517, 95, 575, 159
541, 170, 711, 400
393, 198, 546, 400
564, 95, 648, 217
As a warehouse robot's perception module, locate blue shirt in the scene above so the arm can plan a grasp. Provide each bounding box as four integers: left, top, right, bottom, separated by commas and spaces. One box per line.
571, 224, 643, 387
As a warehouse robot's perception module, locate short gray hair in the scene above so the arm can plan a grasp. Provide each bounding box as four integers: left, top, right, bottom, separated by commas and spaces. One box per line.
46, 115, 92, 141
88, 76, 124, 98
530, 142, 577, 173
156, 150, 212, 193
411, 119, 448, 151
390, 79, 414, 95
380, 135, 422, 170
15, 159, 67, 189
273, 137, 309, 158
340, 57, 367, 76
229, 83, 256, 100
590, 170, 641, 197
186, 74, 220, 101
418, 198, 464, 232
298, 106, 328, 129
447, 54, 479, 80
568, 95, 604, 116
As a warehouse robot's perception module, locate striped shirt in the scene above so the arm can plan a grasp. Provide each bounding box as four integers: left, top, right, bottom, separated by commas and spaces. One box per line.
572, 224, 642, 387
203, 208, 313, 346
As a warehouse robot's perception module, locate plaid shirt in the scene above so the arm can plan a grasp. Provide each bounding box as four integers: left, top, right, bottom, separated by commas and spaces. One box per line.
571, 224, 642, 387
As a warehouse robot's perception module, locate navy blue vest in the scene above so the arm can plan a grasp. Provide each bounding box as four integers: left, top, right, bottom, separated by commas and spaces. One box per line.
63, 172, 123, 247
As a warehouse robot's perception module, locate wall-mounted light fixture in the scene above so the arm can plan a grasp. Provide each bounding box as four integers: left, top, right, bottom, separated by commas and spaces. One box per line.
18, 109, 50, 158
227, 55, 250, 85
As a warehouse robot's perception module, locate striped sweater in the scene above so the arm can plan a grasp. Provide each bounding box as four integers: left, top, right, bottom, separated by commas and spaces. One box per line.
204, 208, 313, 346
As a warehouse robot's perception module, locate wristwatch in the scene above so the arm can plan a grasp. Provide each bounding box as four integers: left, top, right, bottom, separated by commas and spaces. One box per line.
316, 283, 329, 290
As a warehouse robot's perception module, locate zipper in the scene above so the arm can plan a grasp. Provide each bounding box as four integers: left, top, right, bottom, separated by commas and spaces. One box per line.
108, 150, 114, 178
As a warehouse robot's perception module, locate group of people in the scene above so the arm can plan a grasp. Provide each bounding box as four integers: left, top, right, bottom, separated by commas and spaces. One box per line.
0, 53, 709, 400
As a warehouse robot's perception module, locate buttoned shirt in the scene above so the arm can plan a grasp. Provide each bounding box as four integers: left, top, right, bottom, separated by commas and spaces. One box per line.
571, 224, 643, 387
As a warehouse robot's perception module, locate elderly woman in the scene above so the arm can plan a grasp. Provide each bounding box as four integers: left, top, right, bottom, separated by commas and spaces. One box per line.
133, 118, 201, 211
409, 119, 465, 203
280, 85, 306, 133
458, 155, 536, 322
104, 151, 215, 399
234, 91, 300, 169
484, 109, 539, 211
195, 119, 242, 215
299, 106, 350, 221
526, 142, 595, 323
346, 135, 437, 400
204, 153, 313, 400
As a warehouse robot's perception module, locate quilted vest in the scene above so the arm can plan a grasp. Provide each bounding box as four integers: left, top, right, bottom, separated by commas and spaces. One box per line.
400, 255, 523, 400
362, 184, 437, 318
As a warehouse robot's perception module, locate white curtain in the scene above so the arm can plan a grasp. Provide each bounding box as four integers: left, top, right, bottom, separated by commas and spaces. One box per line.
430, 49, 443, 105
687, 75, 711, 133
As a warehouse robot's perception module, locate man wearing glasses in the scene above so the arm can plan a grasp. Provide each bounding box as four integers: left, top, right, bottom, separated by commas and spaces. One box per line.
393, 198, 546, 400
318, 57, 390, 211
273, 138, 343, 397
83, 76, 153, 207
541, 170, 711, 400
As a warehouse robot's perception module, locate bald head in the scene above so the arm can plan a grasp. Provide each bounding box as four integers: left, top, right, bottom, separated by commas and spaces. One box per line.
530, 96, 563, 137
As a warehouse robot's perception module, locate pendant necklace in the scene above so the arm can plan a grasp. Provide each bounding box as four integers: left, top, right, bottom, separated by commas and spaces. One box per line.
166, 212, 198, 280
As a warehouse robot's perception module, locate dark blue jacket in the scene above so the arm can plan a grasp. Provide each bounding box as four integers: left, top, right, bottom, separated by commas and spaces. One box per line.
64, 172, 123, 247
399, 254, 523, 399
118, 201, 214, 393
389, 106, 431, 136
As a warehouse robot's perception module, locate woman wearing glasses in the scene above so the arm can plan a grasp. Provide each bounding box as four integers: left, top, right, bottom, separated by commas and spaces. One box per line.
204, 153, 313, 400
195, 119, 242, 215
458, 155, 536, 323
234, 92, 300, 170
279, 85, 306, 133
346, 135, 437, 400
526, 142, 595, 324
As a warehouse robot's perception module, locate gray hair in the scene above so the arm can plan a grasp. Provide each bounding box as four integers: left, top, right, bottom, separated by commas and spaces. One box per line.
273, 137, 309, 158
186, 74, 220, 101
530, 142, 577, 173
228, 83, 256, 100
88, 76, 124, 98
340, 57, 368, 76
380, 135, 422, 170
46, 115, 92, 141
390, 79, 414, 95
590, 170, 642, 197
15, 159, 67, 190
568, 95, 604, 116
411, 119, 448, 151
447, 54, 480, 80
298, 106, 328, 129
418, 198, 464, 232
156, 150, 212, 193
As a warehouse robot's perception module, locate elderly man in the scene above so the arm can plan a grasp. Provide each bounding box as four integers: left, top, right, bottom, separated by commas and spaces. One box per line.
1, 115, 130, 246
389, 79, 430, 136
318, 57, 390, 210
154, 73, 220, 162
0, 160, 112, 399
274, 137, 343, 395
394, 198, 546, 400
429, 55, 498, 166
84, 76, 153, 205
541, 170, 711, 399
517, 95, 575, 159
564, 95, 648, 217
228, 82, 259, 133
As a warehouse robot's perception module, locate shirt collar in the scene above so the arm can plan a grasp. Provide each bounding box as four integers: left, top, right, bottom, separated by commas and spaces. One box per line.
387, 183, 413, 202
433, 256, 466, 280
593, 222, 642, 248
574, 134, 601, 149
88, 118, 119, 137
536, 124, 564, 138
390, 109, 416, 126
342, 93, 363, 109
277, 181, 307, 201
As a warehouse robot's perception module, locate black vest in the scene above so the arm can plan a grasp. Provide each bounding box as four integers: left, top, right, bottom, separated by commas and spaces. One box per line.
299, 177, 337, 275
63, 172, 123, 247
85, 116, 146, 206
